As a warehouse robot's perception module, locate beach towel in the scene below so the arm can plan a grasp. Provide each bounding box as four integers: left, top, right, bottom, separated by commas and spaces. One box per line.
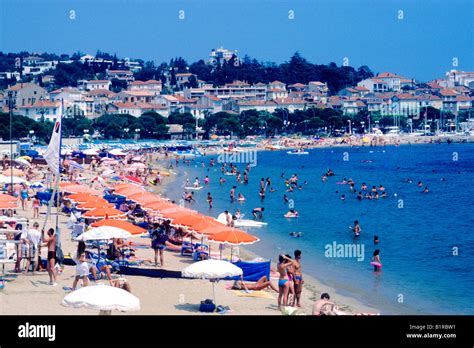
119, 266, 182, 279
232, 290, 274, 299
225, 260, 271, 282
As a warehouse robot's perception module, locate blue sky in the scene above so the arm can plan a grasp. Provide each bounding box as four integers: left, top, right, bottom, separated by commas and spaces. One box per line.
0, 0, 472, 81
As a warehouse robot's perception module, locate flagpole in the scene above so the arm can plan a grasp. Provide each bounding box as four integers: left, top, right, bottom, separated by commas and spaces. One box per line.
55, 99, 64, 242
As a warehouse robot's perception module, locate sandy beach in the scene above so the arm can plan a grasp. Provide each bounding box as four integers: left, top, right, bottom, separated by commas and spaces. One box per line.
3, 134, 471, 315
0, 146, 384, 316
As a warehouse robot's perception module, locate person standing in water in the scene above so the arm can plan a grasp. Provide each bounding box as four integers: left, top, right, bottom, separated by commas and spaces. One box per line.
351, 220, 361, 238
207, 192, 213, 209
230, 186, 236, 202
372, 249, 382, 272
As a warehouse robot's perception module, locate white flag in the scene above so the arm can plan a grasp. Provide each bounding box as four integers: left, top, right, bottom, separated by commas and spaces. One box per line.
44, 113, 62, 175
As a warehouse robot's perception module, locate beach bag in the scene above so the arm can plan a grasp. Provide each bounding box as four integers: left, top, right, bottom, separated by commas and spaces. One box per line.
55, 244, 64, 265
199, 299, 215, 312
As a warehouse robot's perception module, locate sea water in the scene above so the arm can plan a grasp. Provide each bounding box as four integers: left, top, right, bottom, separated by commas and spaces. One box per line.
163, 143, 474, 314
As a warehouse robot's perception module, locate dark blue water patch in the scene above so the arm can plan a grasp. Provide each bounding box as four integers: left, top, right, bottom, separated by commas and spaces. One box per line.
163, 143, 474, 314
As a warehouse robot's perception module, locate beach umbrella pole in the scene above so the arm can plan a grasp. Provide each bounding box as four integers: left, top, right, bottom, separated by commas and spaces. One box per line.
212, 280, 217, 312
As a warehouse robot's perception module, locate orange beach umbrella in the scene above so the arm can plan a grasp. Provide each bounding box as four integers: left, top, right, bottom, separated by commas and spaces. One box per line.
0, 201, 17, 210
0, 194, 17, 203
65, 192, 102, 203
83, 207, 126, 220
171, 214, 215, 227
114, 187, 144, 197
62, 185, 101, 195
77, 200, 115, 210
208, 229, 260, 245
91, 219, 147, 235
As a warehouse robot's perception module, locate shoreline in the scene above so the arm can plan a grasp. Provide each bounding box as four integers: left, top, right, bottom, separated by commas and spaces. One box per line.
157, 156, 381, 315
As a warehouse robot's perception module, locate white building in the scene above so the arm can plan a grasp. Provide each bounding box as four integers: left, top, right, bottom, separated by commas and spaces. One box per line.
17, 100, 61, 122
446, 70, 474, 88
128, 80, 162, 93
84, 80, 111, 91
358, 78, 389, 93
209, 47, 239, 65
109, 102, 168, 117
106, 69, 134, 83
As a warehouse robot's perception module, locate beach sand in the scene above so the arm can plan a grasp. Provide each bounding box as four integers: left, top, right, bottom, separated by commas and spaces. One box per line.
0, 140, 404, 316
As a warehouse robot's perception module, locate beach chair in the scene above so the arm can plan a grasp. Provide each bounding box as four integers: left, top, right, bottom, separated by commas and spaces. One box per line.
180, 241, 194, 256
181, 242, 207, 256
0, 239, 16, 274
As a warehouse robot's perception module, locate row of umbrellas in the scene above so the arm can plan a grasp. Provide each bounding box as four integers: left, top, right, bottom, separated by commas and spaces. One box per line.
60, 179, 248, 314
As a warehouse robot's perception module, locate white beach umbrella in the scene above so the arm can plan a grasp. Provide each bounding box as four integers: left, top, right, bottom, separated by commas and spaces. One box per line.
61, 284, 140, 315
109, 149, 127, 156
0, 175, 26, 184
75, 226, 132, 241
182, 260, 242, 309
83, 148, 100, 156
14, 158, 31, 167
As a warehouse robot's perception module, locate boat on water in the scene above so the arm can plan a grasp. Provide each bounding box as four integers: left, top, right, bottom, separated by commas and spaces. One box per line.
287, 149, 309, 155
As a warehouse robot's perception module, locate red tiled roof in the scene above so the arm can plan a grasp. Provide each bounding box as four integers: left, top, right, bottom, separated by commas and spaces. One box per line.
270, 80, 285, 85
393, 93, 416, 100
173, 96, 197, 103
377, 72, 401, 78
416, 94, 441, 101
18, 100, 59, 109
113, 102, 166, 110
274, 97, 306, 105
426, 81, 443, 89
7, 83, 36, 91
267, 88, 286, 92
439, 89, 457, 96
122, 90, 156, 97
87, 89, 116, 96
288, 83, 306, 88
237, 100, 272, 106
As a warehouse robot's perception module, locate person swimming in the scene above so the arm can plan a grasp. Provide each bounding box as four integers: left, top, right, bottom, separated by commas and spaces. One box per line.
374, 235, 379, 244
422, 186, 429, 193
340, 194, 346, 201
284, 209, 299, 218
283, 194, 289, 203
289, 232, 303, 237
417, 181, 423, 187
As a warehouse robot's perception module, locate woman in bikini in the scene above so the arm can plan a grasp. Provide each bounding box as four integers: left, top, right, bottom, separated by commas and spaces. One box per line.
232, 275, 278, 292
277, 254, 294, 310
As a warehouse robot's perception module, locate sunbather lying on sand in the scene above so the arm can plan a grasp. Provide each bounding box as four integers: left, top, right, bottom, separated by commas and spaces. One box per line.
232, 276, 278, 292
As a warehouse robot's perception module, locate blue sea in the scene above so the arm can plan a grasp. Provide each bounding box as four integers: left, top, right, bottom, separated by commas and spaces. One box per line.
163, 143, 474, 314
